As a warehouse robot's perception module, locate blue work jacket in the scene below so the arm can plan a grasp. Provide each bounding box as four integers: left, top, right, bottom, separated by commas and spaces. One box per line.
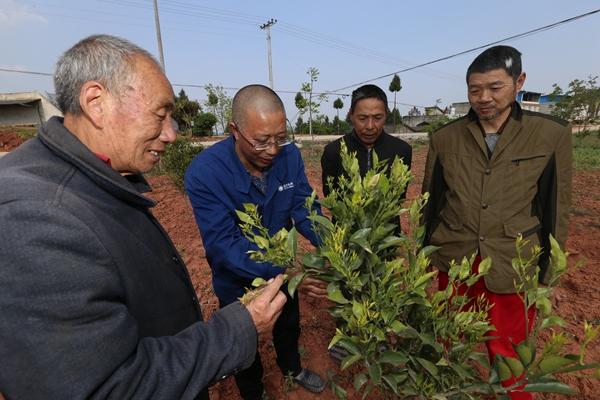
185, 136, 321, 304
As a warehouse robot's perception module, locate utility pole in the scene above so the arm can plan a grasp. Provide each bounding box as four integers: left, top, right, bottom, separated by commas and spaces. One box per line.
153, 0, 166, 71
259, 18, 277, 89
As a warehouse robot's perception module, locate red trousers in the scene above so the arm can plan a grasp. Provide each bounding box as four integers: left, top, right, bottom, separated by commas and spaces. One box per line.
438, 256, 536, 400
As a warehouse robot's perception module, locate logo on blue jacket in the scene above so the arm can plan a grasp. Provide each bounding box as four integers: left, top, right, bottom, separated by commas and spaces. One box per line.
278, 182, 294, 192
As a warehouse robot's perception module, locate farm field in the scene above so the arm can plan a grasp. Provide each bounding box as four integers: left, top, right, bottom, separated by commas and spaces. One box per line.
1, 127, 598, 399
147, 140, 600, 400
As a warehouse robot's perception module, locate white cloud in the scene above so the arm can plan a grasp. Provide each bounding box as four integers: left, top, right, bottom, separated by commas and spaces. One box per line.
0, 0, 48, 28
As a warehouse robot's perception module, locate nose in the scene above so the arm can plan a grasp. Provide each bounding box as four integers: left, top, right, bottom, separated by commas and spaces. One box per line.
264, 141, 279, 156
160, 117, 178, 143
479, 89, 492, 103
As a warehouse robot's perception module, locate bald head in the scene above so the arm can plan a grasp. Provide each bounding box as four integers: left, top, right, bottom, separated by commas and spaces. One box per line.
232, 84, 286, 129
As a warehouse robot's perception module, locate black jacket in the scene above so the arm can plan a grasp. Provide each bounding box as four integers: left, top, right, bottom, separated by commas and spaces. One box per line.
0, 117, 256, 399
321, 131, 412, 196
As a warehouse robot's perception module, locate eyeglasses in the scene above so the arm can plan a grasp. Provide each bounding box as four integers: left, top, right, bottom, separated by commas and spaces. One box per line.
234, 123, 292, 151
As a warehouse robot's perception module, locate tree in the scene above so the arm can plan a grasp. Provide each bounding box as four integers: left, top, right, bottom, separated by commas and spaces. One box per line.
295, 116, 304, 134
192, 112, 218, 136
299, 67, 327, 138
333, 97, 344, 134
207, 91, 219, 135
389, 74, 402, 133
204, 84, 232, 134
386, 108, 401, 127
173, 89, 201, 134
551, 75, 600, 131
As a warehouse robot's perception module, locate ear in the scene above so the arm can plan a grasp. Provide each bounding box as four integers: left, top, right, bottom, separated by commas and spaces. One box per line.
229, 121, 238, 138
516, 72, 526, 91
79, 81, 106, 129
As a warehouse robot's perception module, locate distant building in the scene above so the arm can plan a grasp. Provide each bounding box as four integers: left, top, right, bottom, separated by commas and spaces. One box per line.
424, 106, 445, 116
0, 91, 62, 127
403, 104, 450, 130
384, 121, 418, 134
449, 102, 470, 117
517, 90, 564, 115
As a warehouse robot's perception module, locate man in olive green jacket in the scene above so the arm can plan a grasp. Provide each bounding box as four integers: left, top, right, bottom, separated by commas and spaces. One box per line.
422, 45, 572, 400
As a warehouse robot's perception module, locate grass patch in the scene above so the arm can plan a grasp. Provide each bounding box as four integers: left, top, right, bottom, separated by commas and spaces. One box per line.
15, 126, 37, 140
573, 130, 600, 169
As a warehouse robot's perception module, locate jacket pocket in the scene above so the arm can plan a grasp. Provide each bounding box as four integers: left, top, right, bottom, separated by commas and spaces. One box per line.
504, 216, 541, 239
438, 206, 464, 231
510, 153, 546, 166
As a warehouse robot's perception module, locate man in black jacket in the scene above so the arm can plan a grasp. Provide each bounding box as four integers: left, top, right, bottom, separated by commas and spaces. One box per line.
321, 84, 412, 197
0, 34, 286, 400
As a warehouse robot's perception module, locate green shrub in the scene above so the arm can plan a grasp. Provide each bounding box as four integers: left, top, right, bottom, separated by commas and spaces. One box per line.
237, 144, 600, 399
159, 138, 203, 190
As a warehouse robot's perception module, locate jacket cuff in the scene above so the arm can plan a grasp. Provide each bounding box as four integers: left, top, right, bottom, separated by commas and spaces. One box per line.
218, 301, 257, 370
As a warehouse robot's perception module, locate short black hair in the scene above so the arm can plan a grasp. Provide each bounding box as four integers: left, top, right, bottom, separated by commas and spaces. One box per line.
466, 45, 522, 83
349, 84, 389, 114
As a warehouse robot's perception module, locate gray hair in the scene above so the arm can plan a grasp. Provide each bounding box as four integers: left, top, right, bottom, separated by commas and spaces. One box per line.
54, 34, 159, 115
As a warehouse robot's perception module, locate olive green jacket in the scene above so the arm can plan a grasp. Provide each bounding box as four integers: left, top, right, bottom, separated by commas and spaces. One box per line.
422, 104, 572, 293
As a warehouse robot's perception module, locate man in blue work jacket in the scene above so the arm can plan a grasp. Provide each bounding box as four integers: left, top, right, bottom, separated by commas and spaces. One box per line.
185, 84, 327, 400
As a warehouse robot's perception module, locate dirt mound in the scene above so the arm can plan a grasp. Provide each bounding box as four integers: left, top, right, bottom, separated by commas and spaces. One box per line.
0, 130, 26, 151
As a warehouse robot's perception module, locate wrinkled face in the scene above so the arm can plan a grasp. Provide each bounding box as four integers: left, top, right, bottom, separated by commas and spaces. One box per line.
232, 109, 287, 175
467, 68, 524, 122
103, 56, 176, 174
350, 97, 387, 147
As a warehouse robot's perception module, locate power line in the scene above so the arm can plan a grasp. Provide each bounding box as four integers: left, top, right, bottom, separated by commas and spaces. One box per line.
330, 8, 600, 93
0, 68, 52, 76
0, 67, 430, 109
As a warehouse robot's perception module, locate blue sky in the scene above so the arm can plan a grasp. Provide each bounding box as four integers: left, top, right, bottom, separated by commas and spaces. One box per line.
1, 0, 599, 120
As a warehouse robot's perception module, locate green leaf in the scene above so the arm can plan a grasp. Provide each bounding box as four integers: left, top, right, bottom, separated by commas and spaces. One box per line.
413, 271, 437, 290
302, 252, 325, 269
495, 357, 512, 381
449, 363, 473, 379
310, 214, 334, 231
505, 356, 525, 378
378, 236, 403, 251
286, 227, 297, 257
515, 342, 534, 367
349, 228, 372, 253
478, 256, 492, 275
390, 320, 407, 333
379, 350, 408, 366
368, 363, 382, 384
251, 277, 266, 287
536, 297, 552, 317
382, 374, 399, 395
341, 353, 362, 370
419, 245, 440, 257
327, 283, 350, 304
416, 357, 439, 377
353, 373, 368, 391
337, 338, 361, 355
541, 316, 566, 329
254, 236, 269, 250
523, 382, 576, 395
539, 355, 574, 375
287, 272, 305, 298
235, 209, 254, 224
